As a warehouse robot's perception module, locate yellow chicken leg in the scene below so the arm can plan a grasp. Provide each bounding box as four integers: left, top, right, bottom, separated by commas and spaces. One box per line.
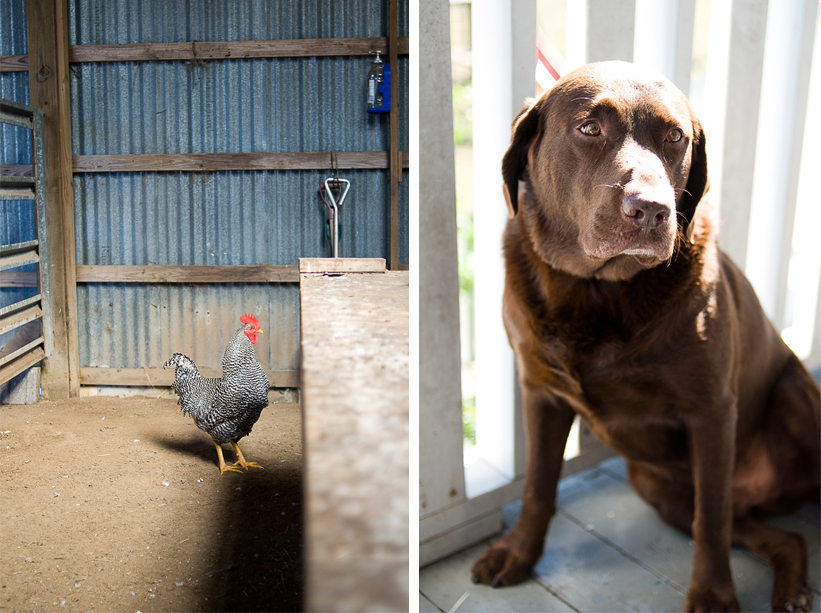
230, 440, 263, 470
215, 442, 242, 474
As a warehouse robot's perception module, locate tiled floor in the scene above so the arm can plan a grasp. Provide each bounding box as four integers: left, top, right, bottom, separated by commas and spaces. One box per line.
420, 457, 821, 612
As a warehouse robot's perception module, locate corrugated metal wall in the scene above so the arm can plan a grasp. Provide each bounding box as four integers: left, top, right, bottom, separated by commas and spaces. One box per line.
1, 0, 409, 380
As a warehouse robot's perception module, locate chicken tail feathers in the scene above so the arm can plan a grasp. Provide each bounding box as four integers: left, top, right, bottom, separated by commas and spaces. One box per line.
164, 353, 202, 410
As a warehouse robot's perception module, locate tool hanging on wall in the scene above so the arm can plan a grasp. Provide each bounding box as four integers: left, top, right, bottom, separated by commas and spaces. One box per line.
367, 50, 391, 113
319, 171, 351, 258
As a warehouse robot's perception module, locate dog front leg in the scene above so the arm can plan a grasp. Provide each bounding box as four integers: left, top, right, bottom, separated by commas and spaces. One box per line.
683, 405, 740, 613
471, 387, 576, 586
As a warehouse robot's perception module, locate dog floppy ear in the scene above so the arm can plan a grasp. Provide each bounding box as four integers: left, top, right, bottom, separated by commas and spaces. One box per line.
502, 98, 544, 217
678, 117, 708, 241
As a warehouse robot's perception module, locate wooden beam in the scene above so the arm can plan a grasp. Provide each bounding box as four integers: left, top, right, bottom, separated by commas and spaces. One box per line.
0, 37, 411, 72
26, 0, 74, 398
0, 272, 37, 287
0, 347, 45, 387
0, 165, 33, 177
73, 151, 410, 173
0, 54, 27, 73
388, 0, 401, 271
75, 264, 299, 284
79, 366, 299, 389
55, 0, 80, 397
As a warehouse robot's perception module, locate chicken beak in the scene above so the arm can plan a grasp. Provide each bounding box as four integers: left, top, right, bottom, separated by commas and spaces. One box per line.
258, 328, 264, 334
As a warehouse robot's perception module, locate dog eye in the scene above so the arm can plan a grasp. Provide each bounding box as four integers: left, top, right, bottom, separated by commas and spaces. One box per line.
666, 128, 683, 143
580, 122, 602, 136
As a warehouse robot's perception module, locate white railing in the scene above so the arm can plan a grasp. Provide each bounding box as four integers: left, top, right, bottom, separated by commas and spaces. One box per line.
420, 0, 821, 566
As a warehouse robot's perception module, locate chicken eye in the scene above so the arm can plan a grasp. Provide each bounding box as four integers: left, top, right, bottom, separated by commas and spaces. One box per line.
666, 128, 683, 143
580, 122, 602, 136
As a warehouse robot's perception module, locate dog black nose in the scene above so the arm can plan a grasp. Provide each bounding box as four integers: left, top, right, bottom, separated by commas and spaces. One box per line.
621, 194, 671, 230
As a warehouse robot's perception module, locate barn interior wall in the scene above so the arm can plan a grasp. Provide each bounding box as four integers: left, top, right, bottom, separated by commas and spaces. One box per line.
0, 0, 409, 386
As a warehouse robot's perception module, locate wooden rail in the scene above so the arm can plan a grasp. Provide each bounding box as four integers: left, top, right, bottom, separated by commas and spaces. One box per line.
0, 37, 410, 72
75, 264, 299, 284
72, 151, 409, 173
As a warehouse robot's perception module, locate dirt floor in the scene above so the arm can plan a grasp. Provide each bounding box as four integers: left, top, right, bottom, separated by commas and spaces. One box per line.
0, 395, 303, 613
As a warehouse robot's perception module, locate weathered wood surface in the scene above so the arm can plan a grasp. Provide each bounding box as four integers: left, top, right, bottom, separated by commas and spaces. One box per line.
75, 264, 299, 284
421, 457, 821, 613
0, 272, 37, 288
0, 165, 33, 177
298, 257, 386, 274
73, 151, 410, 173
0, 37, 411, 72
300, 267, 409, 612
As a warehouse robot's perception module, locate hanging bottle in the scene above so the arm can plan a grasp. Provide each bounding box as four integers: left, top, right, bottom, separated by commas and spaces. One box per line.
367, 51, 391, 113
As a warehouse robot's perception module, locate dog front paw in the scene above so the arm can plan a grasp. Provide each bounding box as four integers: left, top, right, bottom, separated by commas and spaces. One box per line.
772, 580, 812, 613
471, 540, 538, 587
684, 586, 740, 612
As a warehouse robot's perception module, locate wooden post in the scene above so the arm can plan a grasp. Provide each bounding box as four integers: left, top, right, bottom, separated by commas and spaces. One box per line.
388, 0, 400, 270
26, 0, 78, 397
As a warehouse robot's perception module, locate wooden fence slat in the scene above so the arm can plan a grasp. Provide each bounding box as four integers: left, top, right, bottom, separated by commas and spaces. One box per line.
0, 305, 42, 337
0, 347, 45, 387
75, 265, 300, 284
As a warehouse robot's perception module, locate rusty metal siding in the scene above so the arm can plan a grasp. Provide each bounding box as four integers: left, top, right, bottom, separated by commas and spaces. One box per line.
67, 0, 409, 376
77, 283, 300, 372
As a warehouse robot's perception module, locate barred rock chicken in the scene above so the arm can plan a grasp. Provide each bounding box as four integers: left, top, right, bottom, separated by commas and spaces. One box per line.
163, 313, 270, 474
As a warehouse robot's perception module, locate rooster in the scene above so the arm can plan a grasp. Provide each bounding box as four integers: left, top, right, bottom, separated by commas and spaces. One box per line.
164, 313, 270, 474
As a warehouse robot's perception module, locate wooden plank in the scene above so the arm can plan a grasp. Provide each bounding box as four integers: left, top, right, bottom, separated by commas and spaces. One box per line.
0, 337, 45, 368
0, 111, 33, 129
0, 186, 35, 200
300, 270, 409, 611
79, 367, 298, 388
69, 37, 410, 62
0, 347, 45, 387
0, 305, 42, 336
75, 264, 299, 283
0, 165, 34, 177
298, 257, 386, 274
27, 0, 72, 399
0, 295, 42, 318
0, 37, 411, 73
54, 0, 79, 395
0, 250, 39, 272
0, 272, 37, 287
72, 151, 409, 173
0, 54, 27, 73
0, 240, 39, 255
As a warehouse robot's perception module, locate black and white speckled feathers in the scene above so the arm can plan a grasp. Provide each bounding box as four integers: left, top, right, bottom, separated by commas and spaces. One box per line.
163, 324, 270, 445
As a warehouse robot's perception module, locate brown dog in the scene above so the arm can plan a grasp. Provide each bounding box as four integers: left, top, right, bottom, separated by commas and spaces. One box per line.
470, 61, 820, 612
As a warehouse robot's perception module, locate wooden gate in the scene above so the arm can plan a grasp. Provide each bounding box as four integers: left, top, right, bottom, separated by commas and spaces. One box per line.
0, 98, 52, 388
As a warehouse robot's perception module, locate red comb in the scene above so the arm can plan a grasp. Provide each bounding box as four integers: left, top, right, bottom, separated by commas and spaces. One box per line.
240, 313, 260, 328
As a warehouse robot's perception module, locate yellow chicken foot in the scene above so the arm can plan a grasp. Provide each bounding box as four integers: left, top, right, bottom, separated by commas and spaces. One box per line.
215, 442, 242, 474
230, 440, 264, 470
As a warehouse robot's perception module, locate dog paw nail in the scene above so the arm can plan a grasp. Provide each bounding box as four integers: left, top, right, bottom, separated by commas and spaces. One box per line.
490, 577, 502, 588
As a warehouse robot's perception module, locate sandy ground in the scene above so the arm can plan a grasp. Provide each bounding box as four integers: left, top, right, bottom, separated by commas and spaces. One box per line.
0, 395, 303, 612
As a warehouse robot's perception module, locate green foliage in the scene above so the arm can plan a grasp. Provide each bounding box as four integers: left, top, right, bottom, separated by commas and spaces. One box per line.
453, 82, 473, 146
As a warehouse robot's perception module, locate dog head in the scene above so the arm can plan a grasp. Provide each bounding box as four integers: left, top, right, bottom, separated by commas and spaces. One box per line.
502, 61, 708, 281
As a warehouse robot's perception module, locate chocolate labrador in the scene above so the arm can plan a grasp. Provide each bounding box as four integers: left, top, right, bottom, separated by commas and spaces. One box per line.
470, 61, 820, 612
